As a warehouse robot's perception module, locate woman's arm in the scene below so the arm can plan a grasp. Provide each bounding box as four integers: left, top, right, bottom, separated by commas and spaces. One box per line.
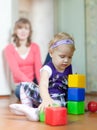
4, 45, 31, 82
33, 44, 42, 83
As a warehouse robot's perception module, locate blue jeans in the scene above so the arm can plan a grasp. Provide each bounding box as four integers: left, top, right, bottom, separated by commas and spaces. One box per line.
14, 85, 20, 100
14, 79, 37, 100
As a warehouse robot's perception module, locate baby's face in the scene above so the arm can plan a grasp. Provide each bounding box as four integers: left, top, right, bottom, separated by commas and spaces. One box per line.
51, 44, 74, 72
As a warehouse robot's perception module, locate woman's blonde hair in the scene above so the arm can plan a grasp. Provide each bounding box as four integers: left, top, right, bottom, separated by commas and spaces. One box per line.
49, 32, 75, 52
12, 18, 32, 47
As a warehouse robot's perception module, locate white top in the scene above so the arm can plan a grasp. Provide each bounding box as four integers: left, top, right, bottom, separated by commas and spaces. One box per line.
40, 65, 52, 77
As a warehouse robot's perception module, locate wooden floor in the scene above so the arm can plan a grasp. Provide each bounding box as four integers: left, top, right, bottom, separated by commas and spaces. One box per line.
0, 93, 97, 130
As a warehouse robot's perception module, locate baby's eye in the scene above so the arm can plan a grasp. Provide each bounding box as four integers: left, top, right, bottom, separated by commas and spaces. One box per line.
60, 55, 65, 58
69, 56, 72, 59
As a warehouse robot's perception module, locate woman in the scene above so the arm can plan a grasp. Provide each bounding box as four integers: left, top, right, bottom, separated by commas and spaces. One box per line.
4, 18, 42, 100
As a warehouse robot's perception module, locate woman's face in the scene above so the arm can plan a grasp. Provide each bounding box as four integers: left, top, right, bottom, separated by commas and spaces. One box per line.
51, 44, 74, 72
16, 24, 30, 41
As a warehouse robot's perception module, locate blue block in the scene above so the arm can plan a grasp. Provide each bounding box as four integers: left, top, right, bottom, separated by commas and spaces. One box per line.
68, 88, 85, 101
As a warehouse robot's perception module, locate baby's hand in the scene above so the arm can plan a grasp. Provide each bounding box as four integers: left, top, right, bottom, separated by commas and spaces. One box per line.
38, 98, 54, 111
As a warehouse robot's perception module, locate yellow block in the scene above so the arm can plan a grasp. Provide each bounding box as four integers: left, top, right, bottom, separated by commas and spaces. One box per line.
68, 74, 86, 88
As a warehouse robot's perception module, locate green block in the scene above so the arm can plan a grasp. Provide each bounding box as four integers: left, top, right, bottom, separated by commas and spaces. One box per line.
67, 101, 85, 114
39, 111, 45, 122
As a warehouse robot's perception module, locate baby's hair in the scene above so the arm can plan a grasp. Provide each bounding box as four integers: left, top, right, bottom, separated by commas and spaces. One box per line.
12, 17, 32, 47
49, 32, 75, 52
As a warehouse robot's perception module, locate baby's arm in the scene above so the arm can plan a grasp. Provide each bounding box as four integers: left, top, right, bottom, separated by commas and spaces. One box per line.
38, 69, 54, 111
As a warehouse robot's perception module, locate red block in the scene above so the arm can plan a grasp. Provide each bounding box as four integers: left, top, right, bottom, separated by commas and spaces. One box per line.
45, 107, 67, 126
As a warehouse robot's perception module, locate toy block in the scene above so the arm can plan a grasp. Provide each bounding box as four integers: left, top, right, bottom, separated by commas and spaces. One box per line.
39, 111, 45, 122
45, 107, 67, 126
67, 101, 85, 114
68, 88, 85, 101
68, 74, 86, 88
39, 103, 60, 122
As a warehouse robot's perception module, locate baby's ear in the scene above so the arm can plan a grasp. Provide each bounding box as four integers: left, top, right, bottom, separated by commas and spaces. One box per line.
49, 47, 55, 58
49, 52, 52, 58
49, 54, 52, 58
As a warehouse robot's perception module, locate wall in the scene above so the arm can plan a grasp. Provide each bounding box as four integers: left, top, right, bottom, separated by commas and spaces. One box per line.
0, 0, 12, 95
85, 0, 97, 92
19, 0, 32, 18
55, 0, 86, 75
30, 0, 54, 63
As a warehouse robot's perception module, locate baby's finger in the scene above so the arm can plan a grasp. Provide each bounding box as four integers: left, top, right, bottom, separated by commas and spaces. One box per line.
38, 104, 44, 112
